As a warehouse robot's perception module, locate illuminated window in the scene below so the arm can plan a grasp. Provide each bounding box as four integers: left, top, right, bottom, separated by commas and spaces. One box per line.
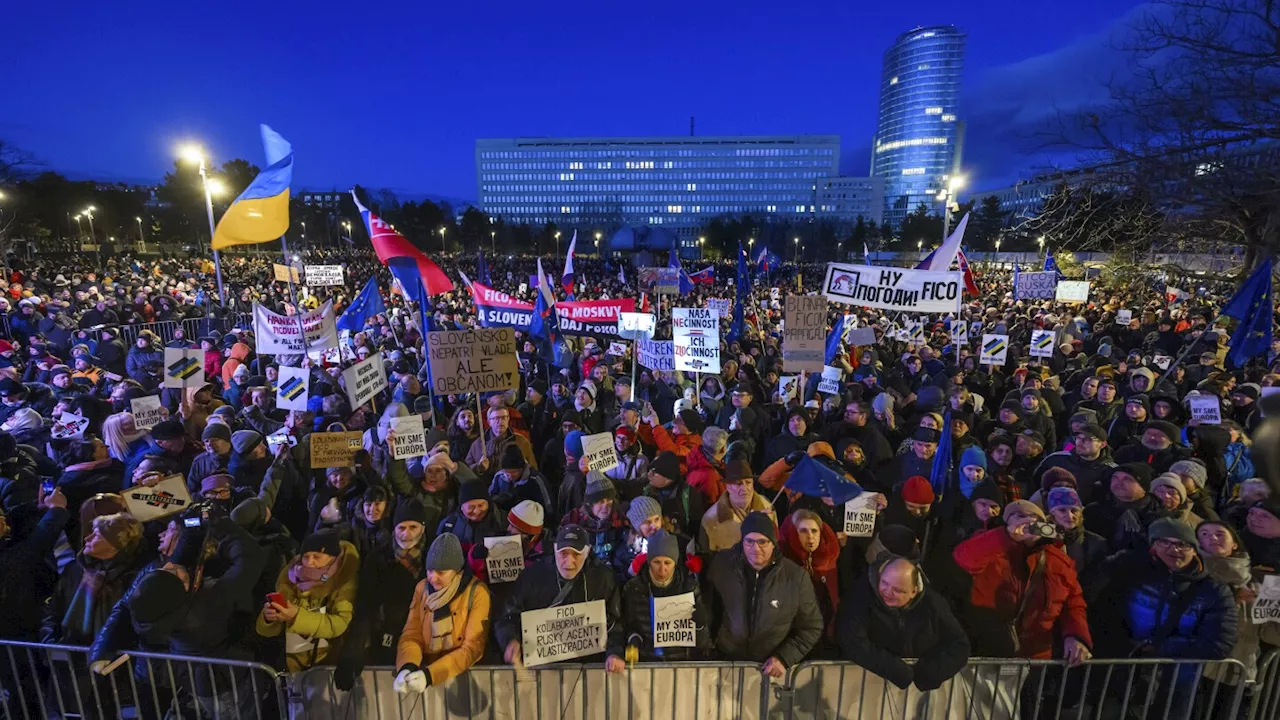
875, 137, 949, 152
902, 168, 925, 176
889, 76, 898, 85
941, 114, 956, 122
925, 107, 943, 115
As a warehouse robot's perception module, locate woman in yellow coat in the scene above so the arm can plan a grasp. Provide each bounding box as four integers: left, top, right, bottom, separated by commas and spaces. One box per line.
256, 530, 360, 671
392, 534, 491, 693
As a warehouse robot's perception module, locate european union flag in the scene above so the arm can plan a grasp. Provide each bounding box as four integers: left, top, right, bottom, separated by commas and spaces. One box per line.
825, 314, 846, 364
668, 247, 694, 294
336, 275, 387, 332
477, 251, 492, 287
929, 411, 953, 495
783, 455, 865, 505
212, 125, 292, 250
1043, 254, 1065, 280
1222, 257, 1274, 368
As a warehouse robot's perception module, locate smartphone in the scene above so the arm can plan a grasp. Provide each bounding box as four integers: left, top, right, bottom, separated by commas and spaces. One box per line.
267, 592, 286, 606
183, 517, 202, 529
41, 479, 55, 495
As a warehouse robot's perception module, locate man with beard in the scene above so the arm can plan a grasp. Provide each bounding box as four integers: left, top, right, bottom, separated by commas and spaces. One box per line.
824, 400, 893, 468
1114, 421, 1191, 475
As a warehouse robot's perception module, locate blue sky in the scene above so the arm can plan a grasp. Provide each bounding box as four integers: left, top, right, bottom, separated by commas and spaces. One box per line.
1, 0, 1148, 200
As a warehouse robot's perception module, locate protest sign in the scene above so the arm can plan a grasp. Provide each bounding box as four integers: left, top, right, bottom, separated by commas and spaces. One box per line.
707, 298, 731, 318
305, 265, 344, 287
483, 535, 525, 584
272, 263, 301, 283
823, 263, 962, 314
1116, 309, 1133, 326
846, 327, 877, 347
1253, 576, 1280, 624
557, 298, 636, 337
652, 592, 698, 649
844, 494, 878, 537
163, 348, 204, 388
638, 267, 680, 294
1055, 281, 1090, 304
1189, 395, 1222, 424
770, 288, 781, 304
818, 365, 842, 395
607, 341, 628, 357
518, 282, 528, 294
520, 600, 607, 667
1030, 330, 1055, 358
388, 414, 427, 460
779, 375, 799, 402
672, 308, 721, 373
130, 395, 165, 430
907, 320, 925, 344
1154, 354, 1173, 370
122, 475, 193, 522
952, 320, 969, 344
253, 301, 339, 355
617, 312, 656, 341
782, 295, 826, 372
51, 412, 89, 440
425, 327, 519, 395
343, 352, 388, 410
980, 334, 1009, 366
310, 431, 365, 469
1014, 271, 1057, 300
276, 365, 310, 411
637, 338, 674, 371
581, 432, 618, 473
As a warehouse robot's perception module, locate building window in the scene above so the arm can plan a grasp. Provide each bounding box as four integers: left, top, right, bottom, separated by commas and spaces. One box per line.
925, 107, 943, 115
889, 76, 898, 85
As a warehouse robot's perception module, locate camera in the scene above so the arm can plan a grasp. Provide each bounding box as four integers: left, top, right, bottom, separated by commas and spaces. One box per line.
1025, 521, 1060, 539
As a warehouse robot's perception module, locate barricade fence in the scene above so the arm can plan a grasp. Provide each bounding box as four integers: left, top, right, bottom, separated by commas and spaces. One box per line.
0, 313, 256, 345
1251, 649, 1280, 720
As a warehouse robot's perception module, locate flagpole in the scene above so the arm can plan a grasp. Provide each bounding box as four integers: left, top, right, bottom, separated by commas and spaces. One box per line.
278, 235, 311, 366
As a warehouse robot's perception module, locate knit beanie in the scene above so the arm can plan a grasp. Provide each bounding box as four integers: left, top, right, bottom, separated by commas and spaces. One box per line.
458, 480, 488, 505
1148, 421, 1183, 445
1151, 473, 1187, 503
584, 471, 616, 504
1047, 487, 1082, 511
627, 496, 663, 529
1170, 460, 1208, 490
968, 480, 1003, 505
1003, 499, 1046, 522
201, 423, 231, 442
564, 430, 585, 459
739, 511, 776, 543
230, 497, 269, 530
150, 419, 185, 441
1040, 466, 1078, 493
1148, 517, 1196, 545
1115, 462, 1154, 492
647, 529, 679, 563
425, 533, 464, 572
1069, 408, 1099, 427
231, 430, 263, 455
650, 451, 681, 481
94, 513, 143, 552
393, 498, 428, 527
301, 530, 341, 558
678, 409, 705, 435
200, 473, 232, 495
508, 500, 545, 535
901, 476, 935, 505
499, 444, 525, 471
129, 571, 188, 625
959, 446, 987, 471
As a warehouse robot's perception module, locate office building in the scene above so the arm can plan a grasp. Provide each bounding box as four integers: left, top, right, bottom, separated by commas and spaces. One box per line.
815, 176, 885, 227
475, 135, 841, 252
872, 25, 966, 228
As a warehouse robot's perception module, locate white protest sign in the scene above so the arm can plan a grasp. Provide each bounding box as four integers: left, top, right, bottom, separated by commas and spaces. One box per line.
342, 352, 388, 410
980, 334, 1009, 366
122, 475, 193, 522
907, 320, 925, 344
305, 265, 345, 287
130, 395, 165, 430
276, 365, 310, 412
1154, 354, 1173, 371
1116, 309, 1133, 326
846, 326, 877, 347
1014, 271, 1058, 300
782, 295, 826, 372
388, 414, 427, 460
652, 592, 698, 648
581, 432, 618, 473
818, 365, 842, 395
1189, 395, 1221, 424
617, 312, 656, 341
637, 339, 674, 371
843, 493, 878, 537
672, 308, 721, 373
1055, 280, 1090, 304
779, 376, 799, 403
163, 348, 205, 388
483, 535, 525, 584
51, 412, 89, 440
253, 300, 339, 354
518, 282, 528, 295
823, 263, 962, 315
1030, 330, 1055, 358
607, 341, 628, 357
952, 320, 969, 344
1253, 576, 1280, 624
520, 600, 607, 667
770, 288, 781, 303
707, 298, 731, 319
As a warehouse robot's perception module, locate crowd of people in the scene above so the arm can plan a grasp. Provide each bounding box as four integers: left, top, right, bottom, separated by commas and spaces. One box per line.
0, 245, 1278, 718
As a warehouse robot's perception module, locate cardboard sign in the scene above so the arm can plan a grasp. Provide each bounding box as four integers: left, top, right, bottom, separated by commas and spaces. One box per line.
672, 308, 721, 373
253, 300, 339, 355
388, 414, 426, 460
276, 365, 310, 412
617, 312, 656, 341
707, 298, 731, 319
980, 334, 1009, 366
638, 267, 680, 294
343, 352, 388, 410
1252, 575, 1280, 625
130, 395, 165, 430
272, 263, 301, 283
1116, 309, 1133, 326
305, 265, 345, 287
1189, 395, 1221, 424
122, 475, 193, 522
637, 339, 674, 372
652, 592, 697, 649
952, 320, 969, 344
51, 412, 89, 440
846, 326, 877, 347
483, 535, 525, 584
779, 375, 799, 402
520, 600, 607, 667
818, 365, 842, 395
1014, 271, 1058, 300
1055, 280, 1090, 304
843, 493, 878, 537
310, 431, 365, 469
581, 431, 618, 473
425, 327, 519, 396
782, 295, 827, 372
607, 341, 628, 357
823, 263, 963, 315
1030, 330, 1055, 358
163, 348, 205, 388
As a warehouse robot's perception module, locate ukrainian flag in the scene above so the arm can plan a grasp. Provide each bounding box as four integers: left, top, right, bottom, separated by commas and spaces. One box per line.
211, 124, 292, 250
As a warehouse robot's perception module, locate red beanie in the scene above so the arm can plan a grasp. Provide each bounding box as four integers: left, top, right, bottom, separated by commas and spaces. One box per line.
901, 476, 935, 505
614, 426, 636, 444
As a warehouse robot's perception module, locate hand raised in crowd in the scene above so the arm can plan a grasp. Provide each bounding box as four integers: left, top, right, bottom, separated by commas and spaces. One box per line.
39, 484, 67, 510
761, 656, 786, 679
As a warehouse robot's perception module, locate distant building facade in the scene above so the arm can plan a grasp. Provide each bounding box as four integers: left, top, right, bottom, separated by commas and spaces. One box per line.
815, 176, 885, 227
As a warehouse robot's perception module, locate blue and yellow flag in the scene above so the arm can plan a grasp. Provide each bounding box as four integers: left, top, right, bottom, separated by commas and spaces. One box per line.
211, 125, 293, 250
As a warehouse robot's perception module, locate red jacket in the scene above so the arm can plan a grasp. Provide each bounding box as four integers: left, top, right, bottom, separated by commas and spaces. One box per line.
780, 515, 841, 642
650, 423, 701, 472
685, 446, 724, 506
952, 528, 1092, 659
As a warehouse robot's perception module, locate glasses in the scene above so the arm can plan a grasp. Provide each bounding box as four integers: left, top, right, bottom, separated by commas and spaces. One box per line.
1154, 538, 1193, 552
742, 537, 773, 548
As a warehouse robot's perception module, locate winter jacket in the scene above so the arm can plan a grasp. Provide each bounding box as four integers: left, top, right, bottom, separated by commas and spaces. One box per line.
340, 540, 427, 674
685, 446, 725, 506
56, 459, 125, 549
564, 506, 628, 565
1084, 494, 1165, 553
42, 544, 152, 645
0, 506, 68, 639
1201, 551, 1266, 684
126, 342, 164, 387
185, 449, 230, 493
396, 572, 491, 685
641, 479, 705, 539
698, 491, 776, 554
609, 563, 711, 662
779, 515, 841, 643
465, 429, 537, 471
492, 555, 621, 659
487, 465, 556, 527
952, 528, 1092, 659
255, 540, 361, 671
837, 559, 970, 690
1220, 442, 1256, 506
1033, 451, 1117, 506
221, 342, 251, 387
705, 544, 823, 666
650, 423, 702, 473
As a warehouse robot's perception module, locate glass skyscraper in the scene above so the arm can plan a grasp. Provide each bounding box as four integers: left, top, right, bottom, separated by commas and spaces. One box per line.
872, 26, 966, 228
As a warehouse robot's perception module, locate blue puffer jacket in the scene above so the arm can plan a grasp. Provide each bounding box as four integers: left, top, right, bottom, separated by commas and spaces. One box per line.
1219, 442, 1255, 505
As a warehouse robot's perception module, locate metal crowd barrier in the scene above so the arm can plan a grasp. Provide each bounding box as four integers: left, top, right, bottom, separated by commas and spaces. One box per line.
117, 320, 181, 347
1250, 649, 1280, 720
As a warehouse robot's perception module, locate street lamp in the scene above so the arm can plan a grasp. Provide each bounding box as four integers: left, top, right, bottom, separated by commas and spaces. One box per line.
793, 236, 800, 262
595, 231, 602, 256
176, 143, 225, 303
748, 237, 755, 248
555, 231, 561, 262
73, 214, 84, 238
82, 207, 96, 244
439, 226, 447, 252
917, 239, 924, 260
698, 236, 705, 260
837, 241, 843, 260
136, 216, 145, 249
491, 230, 496, 254
938, 174, 966, 241
341, 221, 352, 247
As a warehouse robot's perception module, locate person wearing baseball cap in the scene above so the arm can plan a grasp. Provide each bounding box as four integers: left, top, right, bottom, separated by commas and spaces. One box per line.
492, 522, 622, 668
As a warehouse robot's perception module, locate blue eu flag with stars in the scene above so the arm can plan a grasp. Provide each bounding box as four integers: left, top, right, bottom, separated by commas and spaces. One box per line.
783, 455, 865, 505
1222, 257, 1274, 368
336, 275, 387, 332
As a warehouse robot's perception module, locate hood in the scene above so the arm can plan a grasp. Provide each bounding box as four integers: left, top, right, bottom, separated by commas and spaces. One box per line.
806, 441, 836, 462
1199, 551, 1252, 587
229, 342, 251, 361
779, 515, 840, 571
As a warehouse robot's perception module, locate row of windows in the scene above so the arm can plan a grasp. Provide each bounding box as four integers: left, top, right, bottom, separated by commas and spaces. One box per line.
875, 136, 950, 153
481, 182, 820, 194
479, 170, 827, 183
479, 159, 833, 171
478, 147, 836, 160
488, 202, 827, 218
484, 193, 814, 206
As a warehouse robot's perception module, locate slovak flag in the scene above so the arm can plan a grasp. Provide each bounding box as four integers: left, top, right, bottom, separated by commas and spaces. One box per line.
956, 247, 981, 296
755, 247, 781, 272
689, 266, 715, 285
351, 191, 454, 296
561, 230, 577, 299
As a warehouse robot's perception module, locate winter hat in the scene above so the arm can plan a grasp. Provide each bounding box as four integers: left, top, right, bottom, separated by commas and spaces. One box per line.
960, 446, 987, 471
129, 571, 188, 625
650, 451, 681, 481
150, 419, 185, 441
458, 480, 488, 505
413, 396, 434, 414
494, 444, 524, 471
231, 430, 263, 455
577, 381, 596, 400
1047, 487, 1083, 511
1151, 473, 1187, 503
1041, 466, 1078, 492
627, 496, 663, 529
394, 498, 428, 527
614, 426, 637, 445
508, 500, 545, 535
94, 513, 143, 552
1076, 423, 1108, 442
1131, 367, 1156, 386
1114, 463, 1154, 492
1147, 421, 1183, 445
968, 480, 1003, 505
201, 423, 231, 442
584, 471, 616, 504
910, 426, 941, 443
1148, 518, 1196, 546
1003, 499, 1046, 522
1169, 460, 1208, 490
999, 401, 1025, 418
301, 530, 341, 558
231, 497, 269, 530
1254, 499, 1280, 522
211, 405, 236, 420
424, 452, 454, 475
1069, 409, 1099, 427
200, 473, 232, 495
739, 511, 777, 543
425, 533, 465, 572
564, 430, 585, 459
423, 428, 448, 452
647, 529, 679, 563
1125, 394, 1150, 411
678, 409, 705, 435
723, 459, 755, 484
901, 476, 935, 505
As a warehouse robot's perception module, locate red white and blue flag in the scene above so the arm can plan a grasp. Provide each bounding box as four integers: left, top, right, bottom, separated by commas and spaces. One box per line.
561, 231, 577, 299
689, 266, 715, 285
351, 192, 454, 297
956, 247, 981, 296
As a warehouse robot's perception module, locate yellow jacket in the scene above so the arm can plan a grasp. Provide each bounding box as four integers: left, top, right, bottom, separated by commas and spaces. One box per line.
395, 574, 491, 686
256, 540, 360, 671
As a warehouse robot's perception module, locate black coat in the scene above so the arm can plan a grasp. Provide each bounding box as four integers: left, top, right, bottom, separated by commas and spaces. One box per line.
339, 542, 425, 669
493, 555, 622, 657
609, 563, 711, 662
705, 545, 823, 666
0, 507, 68, 639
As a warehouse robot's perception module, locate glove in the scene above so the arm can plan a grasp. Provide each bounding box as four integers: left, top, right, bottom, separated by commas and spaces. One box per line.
393, 668, 429, 694
471, 543, 489, 560
784, 450, 806, 467
333, 657, 361, 692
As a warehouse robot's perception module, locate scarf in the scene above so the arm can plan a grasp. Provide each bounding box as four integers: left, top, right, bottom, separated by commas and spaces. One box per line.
288, 554, 339, 592
425, 574, 464, 654
395, 537, 426, 580
65, 458, 113, 473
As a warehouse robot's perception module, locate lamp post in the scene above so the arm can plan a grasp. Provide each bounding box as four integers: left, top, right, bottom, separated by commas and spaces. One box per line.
177, 144, 225, 304
555, 231, 561, 262
917, 239, 924, 261
136, 217, 145, 251
1038, 235, 1046, 264
837, 241, 843, 261
73, 214, 84, 239
595, 231, 602, 257
793, 236, 799, 262
937, 175, 966, 241
300, 221, 307, 242
439, 227, 447, 253
342, 221, 352, 247
699, 236, 705, 261
83, 207, 96, 245
491, 230, 497, 254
